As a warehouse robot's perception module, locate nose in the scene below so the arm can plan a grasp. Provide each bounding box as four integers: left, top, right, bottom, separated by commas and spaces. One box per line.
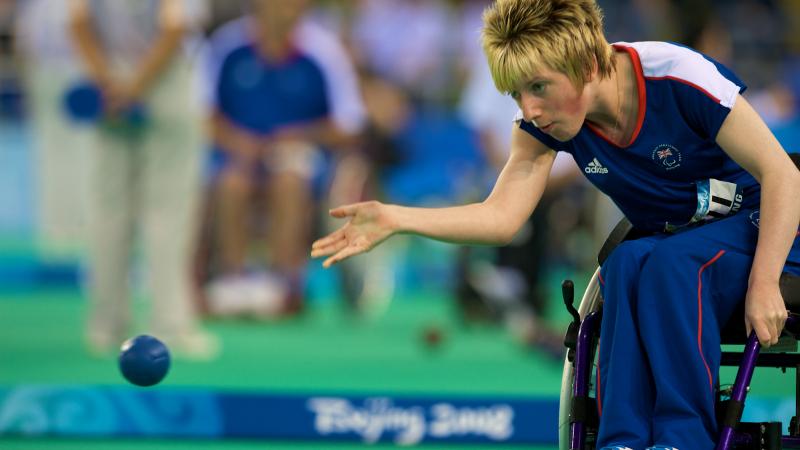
519, 92, 543, 124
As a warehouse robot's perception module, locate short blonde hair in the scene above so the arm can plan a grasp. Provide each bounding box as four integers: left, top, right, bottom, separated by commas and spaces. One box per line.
481, 0, 615, 94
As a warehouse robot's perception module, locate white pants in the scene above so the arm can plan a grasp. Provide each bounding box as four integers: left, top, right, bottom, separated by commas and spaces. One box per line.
24, 64, 92, 259
85, 59, 205, 342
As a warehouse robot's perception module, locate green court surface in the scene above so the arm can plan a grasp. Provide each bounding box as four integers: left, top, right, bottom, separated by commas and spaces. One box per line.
0, 287, 566, 449
0, 289, 566, 393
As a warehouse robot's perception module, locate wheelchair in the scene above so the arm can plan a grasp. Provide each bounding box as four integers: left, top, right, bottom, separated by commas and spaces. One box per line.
558, 153, 800, 450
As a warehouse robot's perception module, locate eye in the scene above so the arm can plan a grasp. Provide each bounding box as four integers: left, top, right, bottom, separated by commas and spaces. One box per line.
509, 90, 520, 101
528, 82, 546, 94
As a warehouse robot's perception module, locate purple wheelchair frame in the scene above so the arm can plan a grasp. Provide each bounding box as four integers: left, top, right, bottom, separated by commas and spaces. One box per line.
560, 271, 800, 450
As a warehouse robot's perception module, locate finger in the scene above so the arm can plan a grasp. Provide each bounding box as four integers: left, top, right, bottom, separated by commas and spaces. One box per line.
311, 230, 347, 251
323, 247, 360, 268
779, 310, 789, 334
768, 314, 781, 345
322, 244, 366, 268
311, 230, 345, 250
311, 234, 341, 254
310, 243, 334, 258
329, 203, 361, 218
771, 322, 779, 346
311, 237, 348, 258
771, 315, 781, 345
753, 321, 772, 348
311, 242, 339, 258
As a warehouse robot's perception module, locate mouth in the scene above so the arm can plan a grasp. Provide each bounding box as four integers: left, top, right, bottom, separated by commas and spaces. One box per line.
540, 123, 554, 133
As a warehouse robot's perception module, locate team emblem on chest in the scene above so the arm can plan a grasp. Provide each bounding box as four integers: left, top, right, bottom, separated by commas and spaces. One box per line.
651, 144, 682, 170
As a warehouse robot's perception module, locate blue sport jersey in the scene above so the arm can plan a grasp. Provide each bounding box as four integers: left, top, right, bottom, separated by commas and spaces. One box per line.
517, 41, 758, 233
206, 17, 365, 137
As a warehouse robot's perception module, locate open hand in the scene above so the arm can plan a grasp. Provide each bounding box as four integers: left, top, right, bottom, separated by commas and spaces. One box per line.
311, 201, 394, 268
744, 279, 788, 348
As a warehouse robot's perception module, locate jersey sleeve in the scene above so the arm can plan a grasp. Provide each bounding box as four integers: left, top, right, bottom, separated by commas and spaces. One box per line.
295, 20, 366, 135
636, 41, 747, 140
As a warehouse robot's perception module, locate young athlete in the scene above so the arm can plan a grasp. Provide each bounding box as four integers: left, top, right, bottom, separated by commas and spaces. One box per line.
311, 0, 800, 448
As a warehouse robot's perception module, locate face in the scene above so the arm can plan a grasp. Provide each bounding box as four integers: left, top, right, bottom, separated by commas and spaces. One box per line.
509, 66, 592, 141
254, 0, 309, 36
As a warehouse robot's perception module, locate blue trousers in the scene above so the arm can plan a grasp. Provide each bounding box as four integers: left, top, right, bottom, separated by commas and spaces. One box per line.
596, 210, 800, 449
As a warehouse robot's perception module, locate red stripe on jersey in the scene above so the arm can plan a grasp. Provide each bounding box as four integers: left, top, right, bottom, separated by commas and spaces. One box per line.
645, 75, 722, 104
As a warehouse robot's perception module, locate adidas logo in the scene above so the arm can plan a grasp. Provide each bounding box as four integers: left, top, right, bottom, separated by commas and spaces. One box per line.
584, 158, 609, 174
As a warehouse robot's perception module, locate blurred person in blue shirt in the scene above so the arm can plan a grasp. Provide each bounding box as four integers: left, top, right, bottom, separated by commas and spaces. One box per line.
200, 0, 365, 317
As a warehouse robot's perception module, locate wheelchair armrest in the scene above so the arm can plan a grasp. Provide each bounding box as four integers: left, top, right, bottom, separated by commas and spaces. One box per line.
782, 272, 800, 310
598, 218, 634, 266
597, 217, 654, 266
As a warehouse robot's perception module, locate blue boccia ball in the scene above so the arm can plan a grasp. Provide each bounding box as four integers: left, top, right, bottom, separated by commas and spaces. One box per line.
63, 82, 104, 123
63, 82, 149, 128
118, 335, 171, 387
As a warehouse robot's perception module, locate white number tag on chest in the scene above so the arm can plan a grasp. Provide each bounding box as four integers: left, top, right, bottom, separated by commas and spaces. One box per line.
694, 178, 743, 222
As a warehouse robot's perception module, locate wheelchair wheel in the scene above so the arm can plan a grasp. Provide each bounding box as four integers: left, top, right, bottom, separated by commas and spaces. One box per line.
559, 268, 604, 450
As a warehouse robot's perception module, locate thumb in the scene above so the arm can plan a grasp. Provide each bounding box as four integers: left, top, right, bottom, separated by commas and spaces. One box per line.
744, 318, 752, 338
329, 203, 359, 218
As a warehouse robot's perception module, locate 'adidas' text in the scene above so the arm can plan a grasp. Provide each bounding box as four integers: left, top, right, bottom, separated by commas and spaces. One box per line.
584, 158, 608, 174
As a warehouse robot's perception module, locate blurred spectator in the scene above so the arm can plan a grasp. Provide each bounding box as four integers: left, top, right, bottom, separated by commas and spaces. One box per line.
716, 0, 787, 90
0, 0, 17, 115
682, 0, 800, 154
68, 0, 216, 358
15, 0, 91, 259
198, 0, 366, 318
349, 0, 460, 105
597, 0, 679, 43
204, 0, 246, 34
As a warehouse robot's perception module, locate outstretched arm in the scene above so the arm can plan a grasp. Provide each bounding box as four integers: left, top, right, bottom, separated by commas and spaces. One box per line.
716, 94, 800, 348
311, 125, 557, 268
